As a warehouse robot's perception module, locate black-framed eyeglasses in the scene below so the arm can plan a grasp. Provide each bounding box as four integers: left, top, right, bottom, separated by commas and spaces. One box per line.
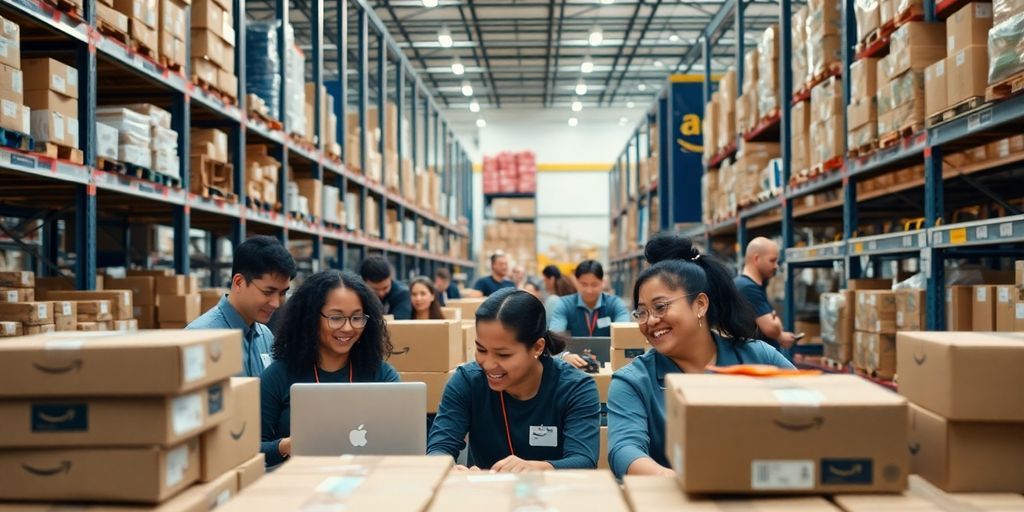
631, 294, 695, 323
320, 312, 370, 329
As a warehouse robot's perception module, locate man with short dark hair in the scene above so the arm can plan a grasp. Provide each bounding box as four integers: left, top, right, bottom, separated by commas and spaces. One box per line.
472, 252, 515, 296
434, 267, 461, 305
188, 235, 297, 377
359, 256, 412, 320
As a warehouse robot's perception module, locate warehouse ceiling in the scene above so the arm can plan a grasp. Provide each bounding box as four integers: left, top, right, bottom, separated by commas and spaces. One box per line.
249, 0, 783, 111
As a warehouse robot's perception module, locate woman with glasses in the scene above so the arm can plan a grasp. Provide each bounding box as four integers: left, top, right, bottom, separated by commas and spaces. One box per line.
259, 269, 398, 467
607, 234, 794, 478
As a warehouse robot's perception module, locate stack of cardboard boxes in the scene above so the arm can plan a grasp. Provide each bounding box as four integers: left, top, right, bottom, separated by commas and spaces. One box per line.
415, 167, 442, 214
809, 76, 845, 169
481, 150, 538, 195
848, 57, 878, 152
114, 0, 158, 56
322, 183, 345, 226
0, 330, 264, 509
791, 99, 811, 177
24, 58, 79, 154
387, 320, 461, 415
155, 274, 202, 328
0, 271, 52, 336
482, 221, 536, 273
158, 0, 186, 72
717, 69, 738, 155
303, 83, 340, 157
878, 22, 944, 137
757, 25, 781, 120
191, 0, 239, 100
734, 141, 780, 205
738, 48, 759, 135
804, 0, 842, 85
245, 144, 281, 207
106, 271, 159, 329
853, 290, 898, 379
819, 279, 891, 366
132, 103, 180, 180
96, 106, 151, 169
933, 3, 993, 120
286, 175, 322, 220
947, 266, 1022, 331
702, 92, 720, 165
610, 323, 646, 370
0, 16, 28, 139
792, 5, 810, 91
191, 128, 232, 195
899, 331, 1024, 493
45, 288, 137, 332
988, 0, 1024, 84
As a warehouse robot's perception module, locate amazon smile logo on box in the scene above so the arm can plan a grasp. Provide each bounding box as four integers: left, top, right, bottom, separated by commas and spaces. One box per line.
31, 404, 88, 432
820, 458, 873, 485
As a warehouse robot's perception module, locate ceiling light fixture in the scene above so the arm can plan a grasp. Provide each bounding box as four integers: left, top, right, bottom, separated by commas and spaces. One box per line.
575, 79, 588, 96
451, 57, 464, 75
637, 83, 647, 91
600, 0, 614, 4
422, 0, 438, 7
461, 80, 473, 96
476, 118, 486, 128
588, 26, 603, 46
469, 100, 480, 112
571, 100, 583, 112
653, 60, 664, 69
627, 101, 636, 108
669, 33, 680, 42
581, 56, 594, 74
568, 117, 579, 127
619, 116, 628, 126
438, 26, 453, 48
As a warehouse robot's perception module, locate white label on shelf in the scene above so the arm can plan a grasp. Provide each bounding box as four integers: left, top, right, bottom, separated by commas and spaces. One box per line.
1000, 223, 1013, 238
976, 225, 988, 239
171, 393, 203, 435
868, 240, 877, 250
902, 235, 912, 247
1, 99, 15, 118
977, 287, 987, 302
999, 287, 1011, 303
1017, 303, 1024, 320
62, 302, 72, 316
11, 70, 21, 94
4, 291, 14, 301
183, 345, 206, 383
99, 302, 109, 314
52, 74, 66, 94
165, 444, 189, 488
977, 3, 992, 17
752, 461, 814, 490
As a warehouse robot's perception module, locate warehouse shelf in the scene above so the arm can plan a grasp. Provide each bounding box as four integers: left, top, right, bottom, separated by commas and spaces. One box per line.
928, 92, 1024, 149
743, 113, 781, 143
849, 229, 929, 256
847, 131, 927, 178
787, 170, 845, 200
786, 240, 847, 264
706, 143, 737, 169
930, 214, 1024, 249
4, 0, 87, 41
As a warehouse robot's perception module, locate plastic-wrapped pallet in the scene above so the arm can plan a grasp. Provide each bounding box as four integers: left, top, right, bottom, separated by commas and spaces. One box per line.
246, 20, 281, 120
792, 5, 810, 86
988, 13, 1024, 83
96, 122, 118, 160
757, 25, 780, 119
96, 107, 151, 169
284, 23, 306, 138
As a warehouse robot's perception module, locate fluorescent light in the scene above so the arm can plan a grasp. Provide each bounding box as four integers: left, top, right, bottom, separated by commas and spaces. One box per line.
438, 26, 453, 48
581, 56, 594, 74
469, 100, 480, 112
637, 83, 647, 91
422, 0, 438, 6
588, 26, 603, 46
575, 79, 588, 96
568, 117, 579, 127
461, 81, 473, 96
668, 34, 680, 42
476, 118, 486, 128
627, 101, 636, 108
619, 116, 628, 126
571, 100, 583, 112
451, 57, 464, 75
600, 0, 614, 4
653, 60, 664, 69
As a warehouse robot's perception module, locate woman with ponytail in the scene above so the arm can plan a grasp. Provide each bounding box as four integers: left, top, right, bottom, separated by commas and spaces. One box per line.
428, 287, 601, 472
607, 234, 794, 478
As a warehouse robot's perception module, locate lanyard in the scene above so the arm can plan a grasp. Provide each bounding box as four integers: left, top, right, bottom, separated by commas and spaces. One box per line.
313, 364, 354, 383
585, 309, 600, 336
498, 392, 515, 456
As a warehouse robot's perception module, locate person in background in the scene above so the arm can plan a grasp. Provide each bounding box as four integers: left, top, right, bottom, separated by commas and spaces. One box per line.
541, 265, 577, 318
188, 235, 296, 378
520, 279, 543, 301
410, 276, 445, 320
549, 260, 631, 338
434, 267, 461, 305
510, 265, 527, 288
428, 288, 600, 472
607, 235, 794, 479
260, 270, 399, 467
473, 252, 516, 297
359, 256, 412, 320
734, 237, 796, 350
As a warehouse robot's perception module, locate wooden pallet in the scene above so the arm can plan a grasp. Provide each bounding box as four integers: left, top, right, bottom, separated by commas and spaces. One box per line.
893, 4, 924, 26
803, 62, 843, 92
108, 158, 181, 187
879, 122, 924, 150
44, 0, 83, 17
96, 157, 126, 173
985, 70, 1024, 102
96, 20, 128, 44
159, 56, 184, 74
849, 139, 879, 159
927, 96, 986, 127
248, 109, 284, 131
192, 76, 238, 106
809, 156, 843, 178
37, 142, 83, 164
0, 127, 34, 152
202, 186, 237, 202
245, 196, 282, 213
130, 40, 156, 59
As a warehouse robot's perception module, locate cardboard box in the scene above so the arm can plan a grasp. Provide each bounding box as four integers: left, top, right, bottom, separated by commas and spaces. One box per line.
160, 0, 186, 39
295, 178, 323, 218
612, 348, 645, 370
190, 0, 225, 40
850, 58, 878, 101
129, 17, 159, 52
0, 287, 32, 302
398, 371, 452, 413
854, 290, 897, 333
97, 3, 129, 33
972, 285, 996, 331
44, 289, 133, 320
200, 288, 226, 312
1, 379, 230, 447
158, 293, 202, 323
664, 373, 908, 494
995, 285, 1017, 331
491, 198, 536, 218
0, 301, 52, 325
217, 456, 453, 512
114, 0, 158, 28
947, 46, 989, 105
822, 291, 855, 364
200, 377, 259, 482
0, 329, 242, 396
51, 300, 76, 332
462, 322, 476, 363
908, 402, 1024, 492
610, 322, 646, 350
75, 321, 100, 331
235, 453, 265, 491
218, 69, 237, 98
946, 2, 993, 53
113, 318, 138, 331
0, 16, 21, 69
428, 470, 630, 512
835, 475, 1024, 511
924, 59, 947, 117
22, 58, 79, 99
76, 299, 112, 321
853, 331, 896, 378
0, 321, 21, 337
191, 28, 227, 67
623, 476, 841, 511
0, 437, 199, 503
159, 30, 187, 67
386, 320, 462, 372
105, 276, 156, 306
897, 331, 1024, 421
155, 275, 187, 295
192, 128, 228, 163
24, 324, 55, 335
846, 98, 876, 130
0, 64, 22, 106
895, 289, 926, 330
946, 285, 973, 330
133, 303, 156, 329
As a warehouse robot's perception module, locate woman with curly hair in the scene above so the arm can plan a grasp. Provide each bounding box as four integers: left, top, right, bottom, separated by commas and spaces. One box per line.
259, 269, 398, 467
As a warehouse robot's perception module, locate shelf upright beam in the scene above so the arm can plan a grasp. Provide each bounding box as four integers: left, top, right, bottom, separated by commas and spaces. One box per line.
172, 85, 191, 275
377, 30, 388, 241
702, 35, 712, 106
779, 0, 795, 331
311, 0, 324, 271
735, 0, 744, 90
924, 146, 945, 330
75, 0, 97, 290
841, 0, 860, 284
357, 7, 368, 240
334, 0, 348, 269
275, 0, 290, 245
230, 0, 247, 252
657, 94, 670, 231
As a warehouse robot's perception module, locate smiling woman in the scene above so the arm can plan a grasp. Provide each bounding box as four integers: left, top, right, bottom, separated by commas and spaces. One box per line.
258, 270, 399, 468
427, 288, 601, 472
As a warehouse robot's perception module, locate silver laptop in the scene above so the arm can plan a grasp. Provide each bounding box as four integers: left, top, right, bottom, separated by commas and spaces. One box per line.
290, 382, 427, 456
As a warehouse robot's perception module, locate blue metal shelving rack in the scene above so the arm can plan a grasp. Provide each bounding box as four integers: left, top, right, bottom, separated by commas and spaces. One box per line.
609, 0, 1024, 330
0, 0, 474, 288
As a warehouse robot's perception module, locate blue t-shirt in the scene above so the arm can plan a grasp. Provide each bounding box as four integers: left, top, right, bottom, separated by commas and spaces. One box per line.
382, 280, 412, 320
428, 357, 601, 470
548, 293, 632, 337
734, 275, 779, 348
259, 359, 400, 467
473, 276, 515, 297
607, 334, 794, 479
187, 295, 274, 377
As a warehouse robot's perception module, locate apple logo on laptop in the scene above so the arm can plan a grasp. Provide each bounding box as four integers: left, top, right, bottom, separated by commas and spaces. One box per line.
349, 424, 368, 447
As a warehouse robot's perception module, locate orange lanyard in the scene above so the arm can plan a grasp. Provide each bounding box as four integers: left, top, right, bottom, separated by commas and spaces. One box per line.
585, 310, 600, 336
313, 364, 353, 383
499, 392, 515, 456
